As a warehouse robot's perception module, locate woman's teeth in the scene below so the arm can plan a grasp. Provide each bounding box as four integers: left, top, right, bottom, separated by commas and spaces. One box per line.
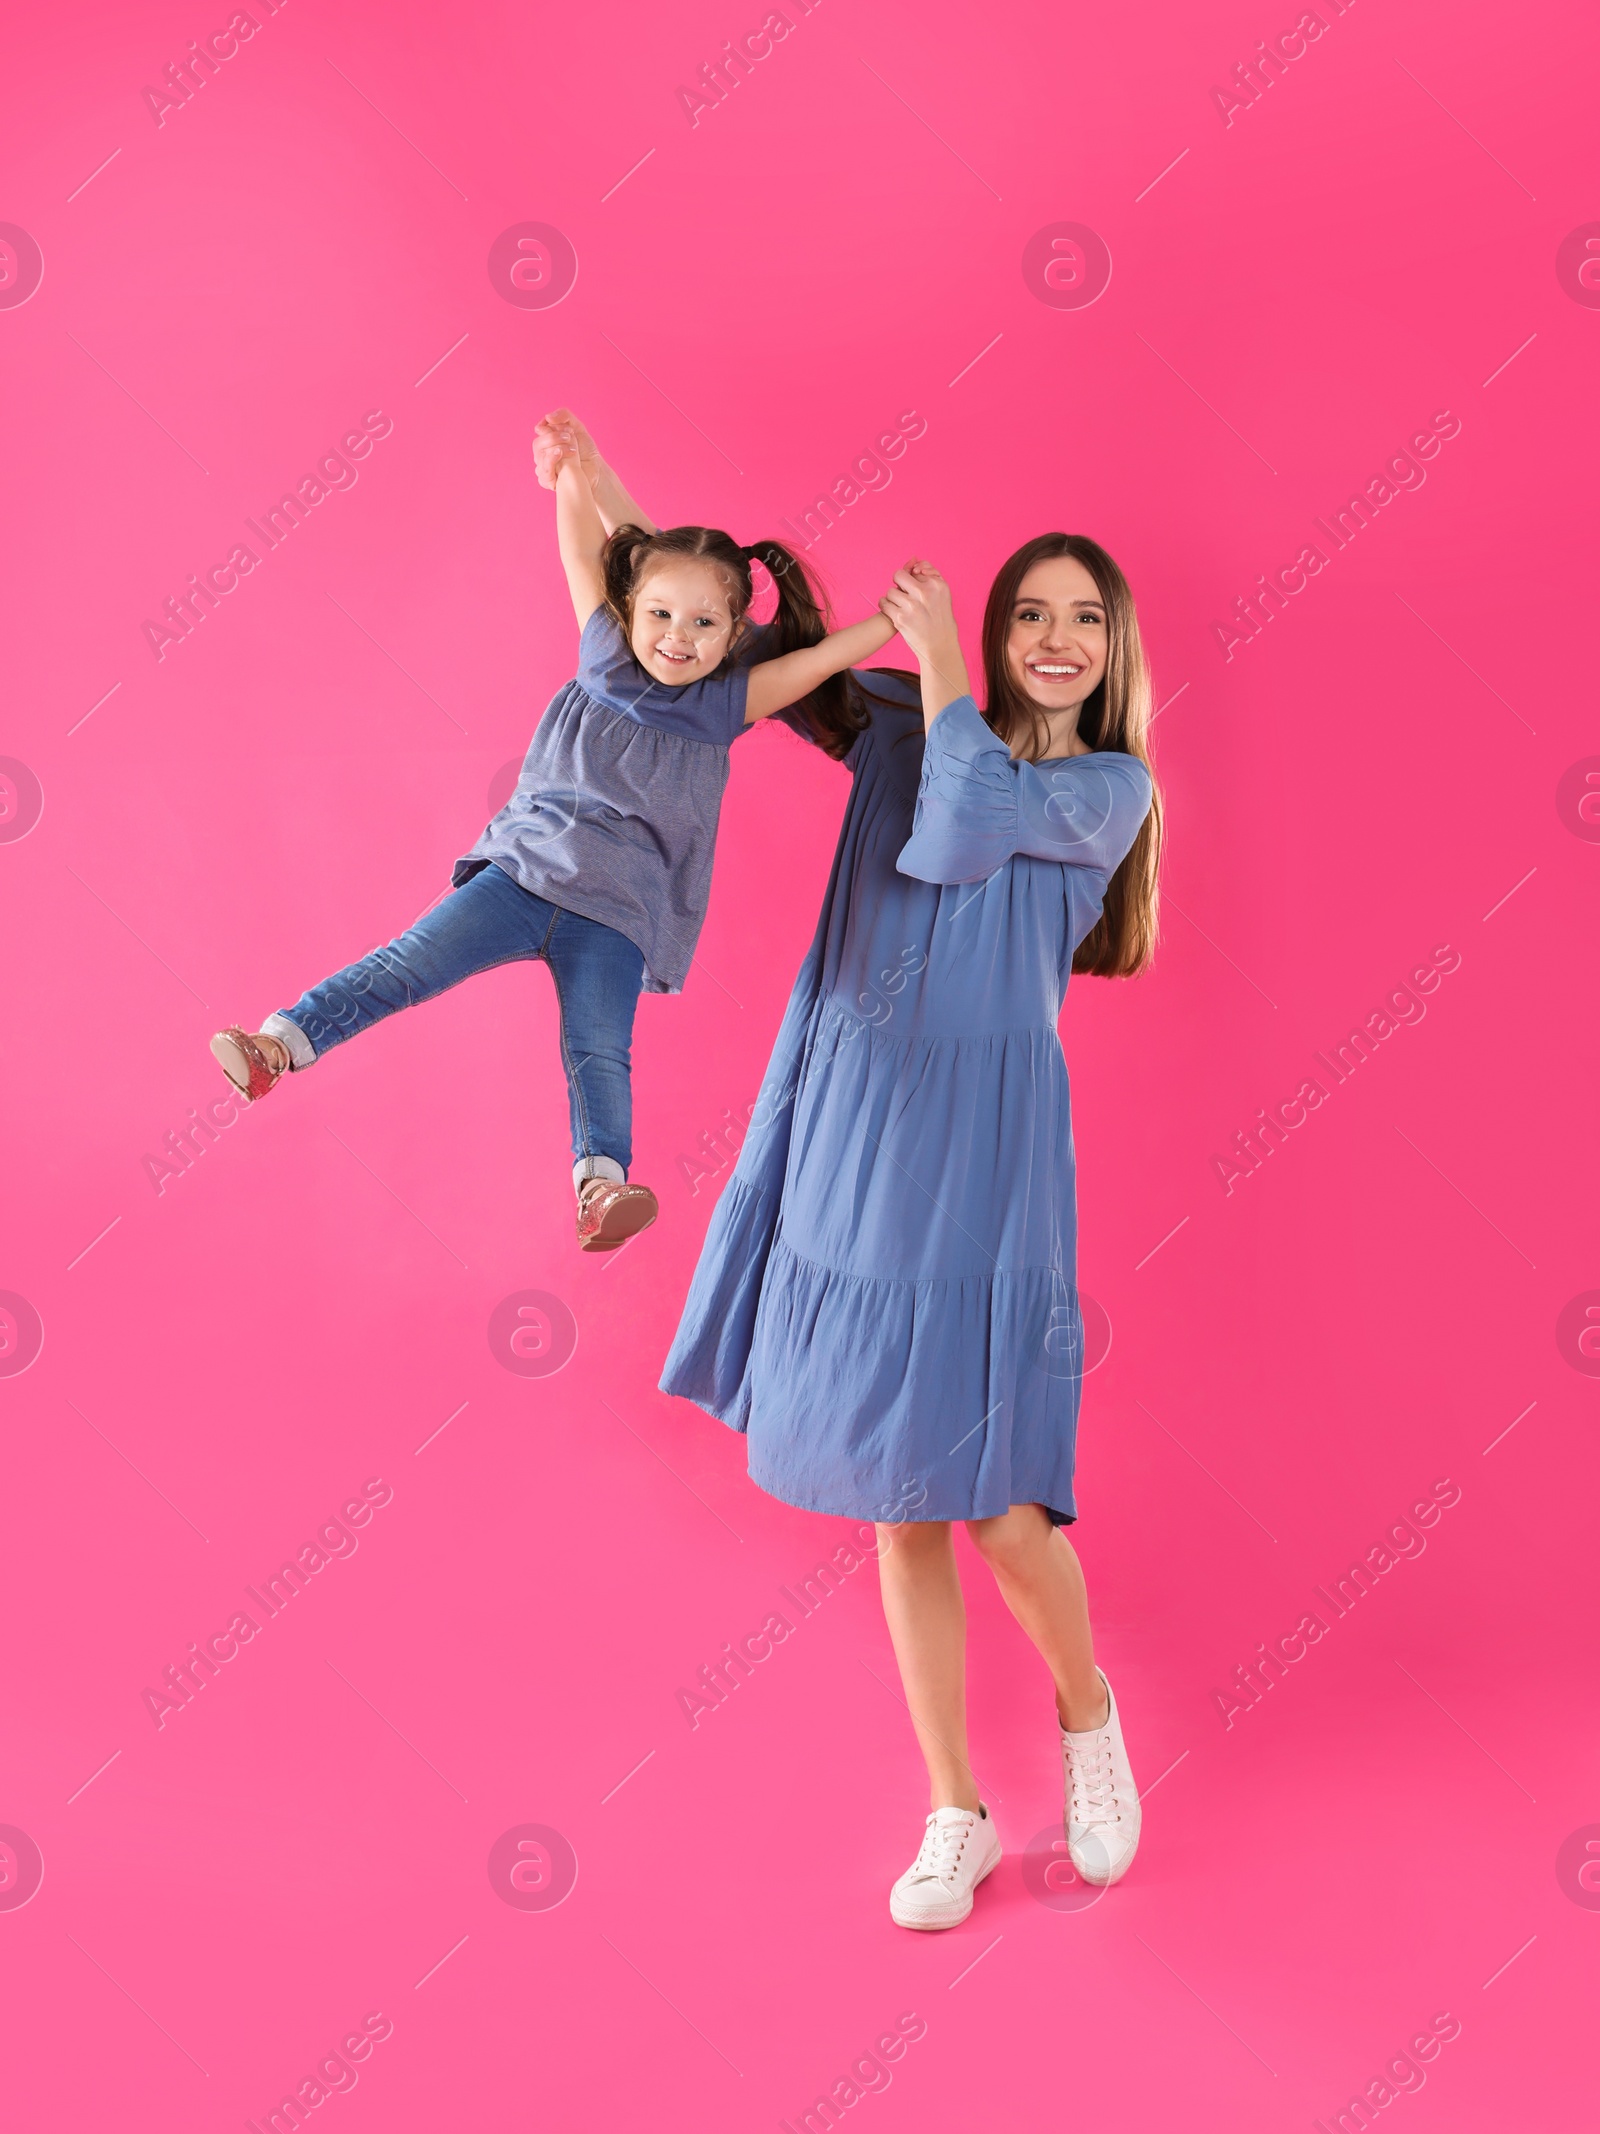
1029, 661, 1082, 677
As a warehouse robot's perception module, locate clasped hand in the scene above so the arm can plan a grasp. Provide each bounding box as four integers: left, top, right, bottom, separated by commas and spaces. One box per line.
880, 560, 957, 662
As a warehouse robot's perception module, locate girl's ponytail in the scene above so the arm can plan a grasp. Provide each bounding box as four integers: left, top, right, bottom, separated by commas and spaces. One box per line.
742, 540, 868, 759
600, 523, 654, 632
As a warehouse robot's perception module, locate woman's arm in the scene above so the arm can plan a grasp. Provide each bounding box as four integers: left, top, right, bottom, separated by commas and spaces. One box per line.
877, 562, 971, 733
591, 454, 657, 538
743, 612, 897, 725
535, 408, 658, 535
896, 703, 1153, 887
553, 455, 608, 627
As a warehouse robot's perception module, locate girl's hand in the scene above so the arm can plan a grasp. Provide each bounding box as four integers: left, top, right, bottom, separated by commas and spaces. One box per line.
535, 413, 657, 536
534, 407, 602, 491
879, 560, 957, 662
547, 408, 601, 476
532, 422, 571, 489
532, 413, 578, 488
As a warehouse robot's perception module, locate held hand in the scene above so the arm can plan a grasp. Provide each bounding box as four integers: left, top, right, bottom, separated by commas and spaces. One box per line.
533, 409, 603, 491
881, 560, 972, 728
532, 417, 575, 489
879, 559, 957, 661
547, 407, 602, 480
532, 426, 567, 489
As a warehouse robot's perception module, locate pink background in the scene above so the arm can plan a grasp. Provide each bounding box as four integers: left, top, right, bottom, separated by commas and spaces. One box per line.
3, 0, 1597, 2126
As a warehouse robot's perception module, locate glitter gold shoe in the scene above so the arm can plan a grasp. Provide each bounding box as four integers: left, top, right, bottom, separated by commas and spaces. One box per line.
577, 1178, 659, 1252
210, 1027, 290, 1104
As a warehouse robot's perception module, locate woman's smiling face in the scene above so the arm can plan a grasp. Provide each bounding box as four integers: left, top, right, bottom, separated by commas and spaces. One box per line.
1004, 555, 1109, 711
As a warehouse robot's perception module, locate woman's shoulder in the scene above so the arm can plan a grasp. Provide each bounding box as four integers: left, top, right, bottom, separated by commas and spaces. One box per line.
845, 666, 923, 751
1028, 747, 1154, 836
734, 621, 783, 668
1032, 743, 1152, 790
1073, 744, 1150, 773
1083, 747, 1154, 801
852, 665, 921, 708
841, 667, 926, 789
1020, 745, 1153, 868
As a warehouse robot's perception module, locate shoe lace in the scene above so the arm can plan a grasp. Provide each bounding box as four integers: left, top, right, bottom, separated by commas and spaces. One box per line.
911, 1815, 974, 1883
1065, 1735, 1121, 1826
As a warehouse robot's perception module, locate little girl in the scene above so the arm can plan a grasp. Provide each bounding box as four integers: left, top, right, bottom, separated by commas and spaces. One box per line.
212, 411, 896, 1250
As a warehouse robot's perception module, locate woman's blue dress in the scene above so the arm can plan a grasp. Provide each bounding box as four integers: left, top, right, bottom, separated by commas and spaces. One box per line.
660, 675, 1153, 1526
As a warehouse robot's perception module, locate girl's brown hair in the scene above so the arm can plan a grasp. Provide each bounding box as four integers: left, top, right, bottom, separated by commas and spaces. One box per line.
600, 523, 867, 759
979, 532, 1162, 978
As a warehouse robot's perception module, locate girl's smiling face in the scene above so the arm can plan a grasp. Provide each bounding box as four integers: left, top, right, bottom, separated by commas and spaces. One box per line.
1005, 556, 1109, 713
629, 558, 742, 686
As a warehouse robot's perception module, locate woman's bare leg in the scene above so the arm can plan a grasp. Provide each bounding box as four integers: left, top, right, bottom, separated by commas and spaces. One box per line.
966, 1504, 1108, 1731
874, 1521, 981, 1811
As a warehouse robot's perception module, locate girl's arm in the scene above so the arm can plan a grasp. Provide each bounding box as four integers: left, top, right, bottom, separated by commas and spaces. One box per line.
877, 562, 971, 733
535, 408, 658, 535
743, 611, 897, 725
553, 455, 608, 627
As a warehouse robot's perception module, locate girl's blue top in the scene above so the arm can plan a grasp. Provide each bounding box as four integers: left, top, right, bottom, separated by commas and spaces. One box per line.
455, 608, 780, 993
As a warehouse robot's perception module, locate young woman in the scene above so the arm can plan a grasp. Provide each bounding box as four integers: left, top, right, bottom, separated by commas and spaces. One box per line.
209, 411, 893, 1252
662, 537, 1162, 1927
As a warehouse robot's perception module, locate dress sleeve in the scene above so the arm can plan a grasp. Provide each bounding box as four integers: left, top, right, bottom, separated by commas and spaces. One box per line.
896, 694, 1153, 885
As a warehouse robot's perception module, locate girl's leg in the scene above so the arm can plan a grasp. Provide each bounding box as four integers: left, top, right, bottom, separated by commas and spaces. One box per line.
965, 1504, 1107, 1730
265, 867, 551, 1066
539, 908, 646, 1186
874, 1520, 980, 1812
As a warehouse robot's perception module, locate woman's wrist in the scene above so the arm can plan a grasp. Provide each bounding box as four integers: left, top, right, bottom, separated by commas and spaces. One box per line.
918, 631, 970, 702
591, 459, 619, 509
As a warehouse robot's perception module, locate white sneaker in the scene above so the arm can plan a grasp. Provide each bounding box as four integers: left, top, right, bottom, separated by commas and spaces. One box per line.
1061, 1669, 1141, 1886
889, 1804, 1001, 1930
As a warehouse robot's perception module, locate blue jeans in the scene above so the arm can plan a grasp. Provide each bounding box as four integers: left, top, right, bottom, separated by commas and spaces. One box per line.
269, 864, 646, 1178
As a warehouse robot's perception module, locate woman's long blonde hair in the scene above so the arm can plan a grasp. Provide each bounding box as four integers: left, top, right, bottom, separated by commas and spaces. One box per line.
980, 533, 1162, 978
